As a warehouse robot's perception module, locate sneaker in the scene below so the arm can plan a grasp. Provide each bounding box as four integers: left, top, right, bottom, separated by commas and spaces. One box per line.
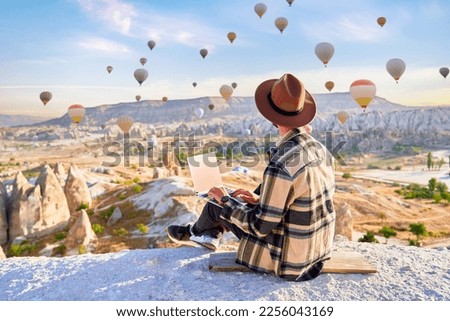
166, 225, 198, 247
189, 234, 221, 251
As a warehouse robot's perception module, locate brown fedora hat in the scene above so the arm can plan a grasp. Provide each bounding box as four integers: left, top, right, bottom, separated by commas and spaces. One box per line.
254, 73, 316, 128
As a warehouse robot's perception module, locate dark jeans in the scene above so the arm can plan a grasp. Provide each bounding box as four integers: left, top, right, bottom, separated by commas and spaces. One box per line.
191, 202, 245, 239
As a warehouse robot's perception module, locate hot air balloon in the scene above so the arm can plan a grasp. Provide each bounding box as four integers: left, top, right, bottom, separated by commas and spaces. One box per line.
147, 40, 156, 50
208, 104, 215, 110
106, 66, 113, 73
325, 81, 334, 92
101, 124, 106, 130
275, 17, 288, 33
39, 91, 52, 106
227, 32, 236, 44
68, 104, 85, 124
231, 82, 237, 89
315, 42, 334, 67
117, 115, 134, 134
220, 84, 233, 100
200, 48, 208, 59
192, 82, 197, 88
350, 79, 376, 111
195, 108, 204, 119
162, 96, 168, 102
377, 17, 386, 27
336, 111, 349, 124
439, 67, 449, 79
135, 95, 141, 102
139, 57, 147, 66
286, 0, 294, 6
254, 3, 267, 19
386, 58, 406, 83
134, 68, 148, 86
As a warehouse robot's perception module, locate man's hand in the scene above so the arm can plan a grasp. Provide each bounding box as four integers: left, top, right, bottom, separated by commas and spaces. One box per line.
232, 189, 259, 205
208, 187, 228, 204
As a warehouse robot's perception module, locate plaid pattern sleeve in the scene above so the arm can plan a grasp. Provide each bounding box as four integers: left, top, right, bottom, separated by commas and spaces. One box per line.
220, 128, 336, 281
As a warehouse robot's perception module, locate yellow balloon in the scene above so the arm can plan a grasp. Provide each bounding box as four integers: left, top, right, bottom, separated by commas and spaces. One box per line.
337, 111, 349, 124
68, 104, 85, 124
117, 115, 134, 134
220, 85, 233, 100
350, 79, 376, 111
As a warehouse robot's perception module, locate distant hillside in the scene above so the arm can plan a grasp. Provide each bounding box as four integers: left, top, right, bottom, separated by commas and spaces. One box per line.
0, 114, 51, 128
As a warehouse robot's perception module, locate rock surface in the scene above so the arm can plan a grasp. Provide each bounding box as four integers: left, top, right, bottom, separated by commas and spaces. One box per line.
64, 164, 92, 213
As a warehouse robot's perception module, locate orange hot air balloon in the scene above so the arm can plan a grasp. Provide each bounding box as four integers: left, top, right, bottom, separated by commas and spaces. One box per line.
350, 79, 376, 111
68, 104, 86, 124
275, 17, 288, 33
39, 91, 52, 105
220, 84, 233, 100
106, 66, 113, 73
325, 81, 334, 92
254, 3, 267, 19
117, 115, 134, 134
227, 32, 236, 43
377, 17, 386, 27
200, 48, 208, 59
336, 111, 349, 124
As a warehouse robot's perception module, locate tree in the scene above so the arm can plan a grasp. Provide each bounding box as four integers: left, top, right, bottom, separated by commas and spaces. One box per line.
428, 178, 437, 193
379, 226, 397, 244
409, 222, 427, 242
437, 158, 445, 170
427, 152, 433, 170
358, 232, 379, 243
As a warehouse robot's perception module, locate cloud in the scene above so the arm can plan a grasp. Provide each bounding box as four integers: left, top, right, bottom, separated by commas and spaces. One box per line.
77, 0, 137, 35
301, 13, 386, 43
78, 37, 130, 54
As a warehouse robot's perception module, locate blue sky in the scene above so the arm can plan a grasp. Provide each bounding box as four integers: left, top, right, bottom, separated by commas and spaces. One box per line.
1, 0, 449, 116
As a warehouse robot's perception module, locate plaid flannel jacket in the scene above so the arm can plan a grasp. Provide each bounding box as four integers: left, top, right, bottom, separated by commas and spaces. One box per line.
221, 127, 336, 281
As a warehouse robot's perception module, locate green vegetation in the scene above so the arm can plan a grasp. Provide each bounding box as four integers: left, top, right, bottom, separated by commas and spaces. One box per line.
53, 244, 66, 256
136, 223, 149, 234
100, 207, 116, 220
8, 241, 36, 257
409, 222, 427, 242
78, 245, 87, 255
76, 202, 90, 211
379, 226, 397, 243
54, 231, 67, 242
395, 178, 450, 203
92, 223, 105, 235
132, 184, 143, 193
358, 232, 379, 243
113, 228, 129, 238
342, 172, 352, 179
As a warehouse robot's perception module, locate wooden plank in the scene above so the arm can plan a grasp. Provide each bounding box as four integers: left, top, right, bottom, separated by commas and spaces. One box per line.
209, 251, 377, 274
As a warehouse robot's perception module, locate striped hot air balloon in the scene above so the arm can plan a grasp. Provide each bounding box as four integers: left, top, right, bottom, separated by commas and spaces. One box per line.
349, 79, 376, 111
68, 104, 86, 124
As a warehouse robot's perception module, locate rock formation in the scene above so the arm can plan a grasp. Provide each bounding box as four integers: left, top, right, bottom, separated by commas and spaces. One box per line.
65, 209, 97, 256
8, 171, 43, 240
0, 245, 5, 259
35, 165, 70, 233
0, 181, 7, 245
53, 162, 66, 186
64, 164, 92, 214
334, 202, 353, 241
107, 207, 122, 226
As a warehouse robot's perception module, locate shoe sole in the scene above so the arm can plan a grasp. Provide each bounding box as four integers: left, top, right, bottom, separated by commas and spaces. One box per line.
191, 240, 217, 251
167, 229, 200, 248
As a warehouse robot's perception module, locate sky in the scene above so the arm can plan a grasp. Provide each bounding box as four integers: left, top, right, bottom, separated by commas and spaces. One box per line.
0, 0, 449, 117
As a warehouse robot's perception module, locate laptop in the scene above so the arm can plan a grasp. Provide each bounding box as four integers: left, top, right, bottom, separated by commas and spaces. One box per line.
187, 152, 236, 207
